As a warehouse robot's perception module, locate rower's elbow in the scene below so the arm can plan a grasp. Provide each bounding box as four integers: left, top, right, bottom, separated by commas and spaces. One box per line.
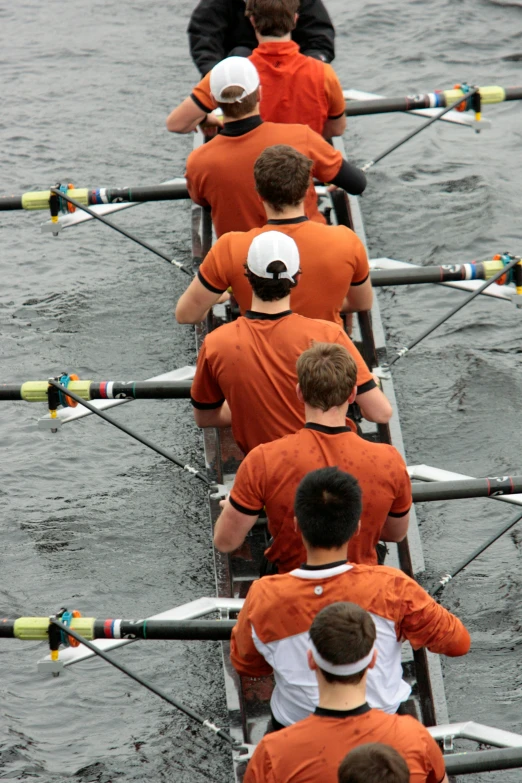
214, 532, 237, 553
350, 171, 367, 196
175, 304, 197, 324
363, 401, 393, 424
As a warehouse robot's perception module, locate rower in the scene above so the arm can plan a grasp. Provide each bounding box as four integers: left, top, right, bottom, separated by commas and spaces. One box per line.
214, 342, 410, 572
190, 232, 391, 455
188, 0, 335, 76
243, 602, 449, 783
338, 744, 410, 783
230, 467, 470, 722
170, 0, 344, 137
176, 145, 372, 326
182, 57, 366, 237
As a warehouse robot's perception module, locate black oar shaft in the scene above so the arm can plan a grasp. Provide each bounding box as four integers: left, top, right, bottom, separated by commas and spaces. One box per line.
363, 87, 479, 171
0, 183, 189, 211
345, 85, 522, 116
0, 379, 192, 402
49, 188, 191, 276
413, 475, 522, 503
0, 618, 235, 640
389, 253, 521, 366
445, 745, 522, 776
370, 262, 486, 287
49, 619, 239, 747
431, 507, 522, 596
47, 380, 210, 486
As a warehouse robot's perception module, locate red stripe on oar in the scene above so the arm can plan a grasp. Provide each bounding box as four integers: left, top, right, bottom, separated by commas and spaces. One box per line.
104, 619, 114, 638
99, 381, 108, 399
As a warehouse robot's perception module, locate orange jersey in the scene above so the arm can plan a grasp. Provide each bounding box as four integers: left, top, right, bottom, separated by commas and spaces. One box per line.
198, 218, 369, 326
185, 118, 342, 236
190, 41, 345, 135
230, 424, 411, 571
244, 706, 446, 783
230, 562, 470, 722
190, 311, 375, 455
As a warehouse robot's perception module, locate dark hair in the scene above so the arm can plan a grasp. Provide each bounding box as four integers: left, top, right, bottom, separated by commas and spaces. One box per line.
245, 0, 299, 36
338, 744, 410, 783
216, 86, 260, 119
310, 603, 376, 686
245, 259, 298, 301
254, 145, 313, 211
297, 343, 357, 411
294, 467, 362, 549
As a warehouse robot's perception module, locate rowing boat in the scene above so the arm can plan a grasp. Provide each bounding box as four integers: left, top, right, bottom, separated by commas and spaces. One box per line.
3, 90, 522, 779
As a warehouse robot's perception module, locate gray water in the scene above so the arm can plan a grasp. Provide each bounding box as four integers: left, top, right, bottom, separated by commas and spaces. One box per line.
1, 0, 521, 780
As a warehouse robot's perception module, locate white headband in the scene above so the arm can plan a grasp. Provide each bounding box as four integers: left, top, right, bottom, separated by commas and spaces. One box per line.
309, 640, 375, 676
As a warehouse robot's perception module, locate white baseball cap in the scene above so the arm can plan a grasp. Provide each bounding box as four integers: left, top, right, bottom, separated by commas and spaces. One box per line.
209, 56, 260, 103
247, 231, 300, 280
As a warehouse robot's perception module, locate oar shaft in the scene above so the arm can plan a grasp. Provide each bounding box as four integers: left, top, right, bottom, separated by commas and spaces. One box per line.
370, 260, 502, 287
431, 507, 522, 596
364, 87, 479, 171
412, 475, 522, 503
445, 745, 522, 776
0, 182, 189, 211
0, 617, 235, 641
0, 379, 192, 402
345, 85, 522, 116
47, 379, 211, 485
49, 188, 191, 275
49, 619, 238, 747
389, 253, 522, 366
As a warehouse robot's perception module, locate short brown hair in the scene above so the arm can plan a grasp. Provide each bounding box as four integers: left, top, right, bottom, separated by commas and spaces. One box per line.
245, 0, 299, 36
338, 744, 410, 783
254, 145, 313, 211
310, 603, 376, 685
217, 86, 260, 119
296, 343, 357, 411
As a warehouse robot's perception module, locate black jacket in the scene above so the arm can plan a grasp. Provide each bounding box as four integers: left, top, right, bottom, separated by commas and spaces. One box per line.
187, 0, 335, 75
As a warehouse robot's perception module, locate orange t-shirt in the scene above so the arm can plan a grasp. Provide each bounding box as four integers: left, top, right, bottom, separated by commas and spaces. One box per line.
198, 219, 369, 326
185, 118, 342, 237
190, 41, 345, 136
244, 707, 446, 783
190, 311, 375, 454
230, 424, 411, 570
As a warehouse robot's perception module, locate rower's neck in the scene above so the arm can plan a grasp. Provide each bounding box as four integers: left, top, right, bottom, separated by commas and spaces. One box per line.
317, 671, 368, 712
304, 545, 349, 567
222, 107, 260, 123
250, 294, 291, 314
263, 201, 306, 221
256, 32, 292, 44
305, 402, 350, 428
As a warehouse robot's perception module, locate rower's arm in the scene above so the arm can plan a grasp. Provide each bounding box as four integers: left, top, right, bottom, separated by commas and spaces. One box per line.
380, 510, 410, 542
322, 115, 346, 138
330, 158, 367, 196
166, 97, 207, 134
355, 386, 392, 423
214, 498, 260, 553
193, 400, 232, 429
176, 275, 223, 324
342, 277, 373, 312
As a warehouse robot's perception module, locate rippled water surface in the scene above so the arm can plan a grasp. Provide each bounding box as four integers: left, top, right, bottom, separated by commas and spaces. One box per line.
1, 0, 522, 780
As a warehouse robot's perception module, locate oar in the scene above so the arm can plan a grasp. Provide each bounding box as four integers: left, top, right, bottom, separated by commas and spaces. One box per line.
345, 84, 522, 117
431, 507, 522, 597
0, 616, 235, 641
48, 617, 242, 748
46, 379, 211, 486
48, 188, 192, 276
0, 378, 192, 402
388, 253, 522, 366
444, 746, 522, 776
412, 475, 522, 503
0, 182, 189, 211
362, 87, 480, 172
370, 258, 512, 288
